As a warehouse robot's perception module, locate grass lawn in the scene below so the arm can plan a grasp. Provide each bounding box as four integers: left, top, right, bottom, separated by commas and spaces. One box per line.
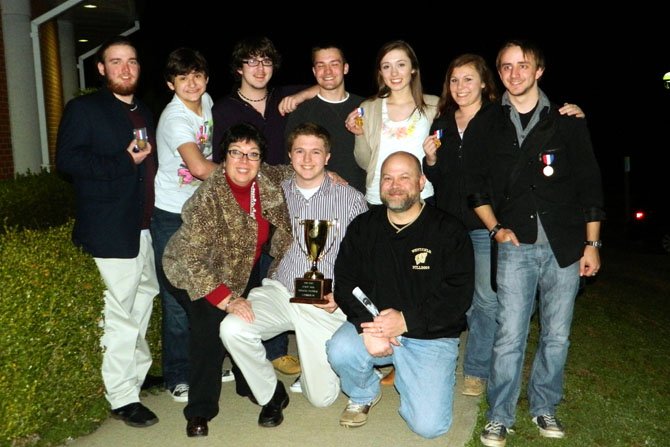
467, 242, 670, 446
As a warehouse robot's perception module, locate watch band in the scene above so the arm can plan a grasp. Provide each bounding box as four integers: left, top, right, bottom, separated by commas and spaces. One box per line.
584, 240, 602, 248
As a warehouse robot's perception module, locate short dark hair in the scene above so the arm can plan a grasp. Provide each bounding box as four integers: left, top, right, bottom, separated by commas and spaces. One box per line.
164, 47, 209, 83
286, 122, 331, 154
230, 36, 281, 80
96, 35, 136, 65
221, 123, 267, 161
310, 44, 346, 66
496, 39, 545, 72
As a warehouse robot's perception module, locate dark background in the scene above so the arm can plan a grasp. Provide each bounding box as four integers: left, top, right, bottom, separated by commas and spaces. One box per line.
117, 7, 670, 234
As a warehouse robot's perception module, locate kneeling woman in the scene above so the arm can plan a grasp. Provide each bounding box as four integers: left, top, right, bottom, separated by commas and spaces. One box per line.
163, 123, 292, 437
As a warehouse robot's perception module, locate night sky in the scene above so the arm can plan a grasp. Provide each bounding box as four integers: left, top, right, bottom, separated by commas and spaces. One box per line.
123, 6, 670, 229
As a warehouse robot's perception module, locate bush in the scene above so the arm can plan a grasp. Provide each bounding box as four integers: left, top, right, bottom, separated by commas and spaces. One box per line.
0, 222, 107, 446
0, 173, 163, 446
0, 171, 75, 234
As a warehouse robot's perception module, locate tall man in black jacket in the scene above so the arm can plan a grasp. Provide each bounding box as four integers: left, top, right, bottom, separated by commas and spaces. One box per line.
327, 151, 474, 439
57, 36, 159, 428
468, 40, 605, 447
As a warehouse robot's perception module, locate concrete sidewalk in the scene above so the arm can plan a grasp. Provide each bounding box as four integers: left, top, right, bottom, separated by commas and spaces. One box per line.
62, 333, 480, 447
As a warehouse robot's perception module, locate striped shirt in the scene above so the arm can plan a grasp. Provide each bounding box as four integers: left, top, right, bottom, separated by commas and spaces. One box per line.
272, 174, 368, 294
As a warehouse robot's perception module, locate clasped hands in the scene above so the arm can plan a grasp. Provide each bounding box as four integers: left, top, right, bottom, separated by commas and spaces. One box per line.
360, 309, 407, 357
218, 292, 339, 323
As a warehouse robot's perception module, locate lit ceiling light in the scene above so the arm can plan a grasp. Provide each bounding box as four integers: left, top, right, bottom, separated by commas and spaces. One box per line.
83, 4, 97, 8
78, 38, 89, 43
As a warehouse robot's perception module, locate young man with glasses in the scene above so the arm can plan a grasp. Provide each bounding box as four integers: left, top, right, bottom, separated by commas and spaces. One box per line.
211, 36, 318, 378
212, 36, 318, 166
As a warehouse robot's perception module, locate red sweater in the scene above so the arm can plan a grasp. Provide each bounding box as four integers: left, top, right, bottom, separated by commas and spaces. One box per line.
205, 174, 270, 306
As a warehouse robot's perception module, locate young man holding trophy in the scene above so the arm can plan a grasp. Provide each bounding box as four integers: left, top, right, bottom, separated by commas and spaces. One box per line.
220, 122, 368, 427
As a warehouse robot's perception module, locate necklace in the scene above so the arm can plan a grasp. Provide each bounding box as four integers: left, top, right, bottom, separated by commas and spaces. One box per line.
387, 202, 425, 233
249, 181, 257, 219
382, 104, 420, 139
129, 102, 138, 111
238, 89, 268, 103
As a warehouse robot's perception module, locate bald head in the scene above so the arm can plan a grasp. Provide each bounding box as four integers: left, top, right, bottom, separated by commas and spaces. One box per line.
380, 151, 426, 213
381, 151, 422, 177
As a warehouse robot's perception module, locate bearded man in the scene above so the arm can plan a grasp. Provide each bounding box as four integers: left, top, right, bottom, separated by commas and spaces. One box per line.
57, 36, 159, 428
326, 151, 474, 439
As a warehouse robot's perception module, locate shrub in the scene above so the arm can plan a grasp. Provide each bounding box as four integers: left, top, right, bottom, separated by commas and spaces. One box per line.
0, 222, 107, 446
0, 171, 75, 234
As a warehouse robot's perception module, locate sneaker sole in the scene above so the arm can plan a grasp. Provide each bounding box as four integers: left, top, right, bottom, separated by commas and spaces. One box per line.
462, 389, 484, 396
339, 394, 382, 428
533, 417, 565, 439
221, 376, 235, 383
479, 434, 506, 447
167, 390, 188, 403
537, 428, 565, 439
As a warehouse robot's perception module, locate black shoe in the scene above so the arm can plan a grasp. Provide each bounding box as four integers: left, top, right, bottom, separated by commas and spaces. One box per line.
141, 374, 164, 390
186, 416, 208, 437
111, 402, 158, 427
258, 381, 289, 427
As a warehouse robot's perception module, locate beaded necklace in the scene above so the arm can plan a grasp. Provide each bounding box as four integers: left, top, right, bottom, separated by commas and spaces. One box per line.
237, 89, 268, 103
249, 181, 257, 219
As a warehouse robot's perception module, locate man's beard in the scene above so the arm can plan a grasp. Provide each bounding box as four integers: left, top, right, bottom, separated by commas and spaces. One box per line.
381, 190, 419, 213
107, 77, 137, 96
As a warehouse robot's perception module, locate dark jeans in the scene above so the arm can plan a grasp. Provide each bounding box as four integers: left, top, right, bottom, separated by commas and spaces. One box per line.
150, 207, 189, 389
184, 298, 252, 419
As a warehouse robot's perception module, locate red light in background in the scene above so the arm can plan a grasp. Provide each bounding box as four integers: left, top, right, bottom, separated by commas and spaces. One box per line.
634, 211, 646, 221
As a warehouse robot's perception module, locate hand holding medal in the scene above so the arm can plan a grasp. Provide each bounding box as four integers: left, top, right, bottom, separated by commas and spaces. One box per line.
433, 129, 443, 149
354, 107, 364, 128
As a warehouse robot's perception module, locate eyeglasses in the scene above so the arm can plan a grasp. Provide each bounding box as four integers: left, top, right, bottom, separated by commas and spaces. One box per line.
242, 58, 273, 67
228, 149, 261, 161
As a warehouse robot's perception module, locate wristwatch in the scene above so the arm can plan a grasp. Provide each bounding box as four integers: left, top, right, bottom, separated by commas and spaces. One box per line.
584, 240, 603, 248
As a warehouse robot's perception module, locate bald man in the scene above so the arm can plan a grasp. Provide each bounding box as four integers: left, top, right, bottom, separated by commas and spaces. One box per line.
327, 151, 474, 439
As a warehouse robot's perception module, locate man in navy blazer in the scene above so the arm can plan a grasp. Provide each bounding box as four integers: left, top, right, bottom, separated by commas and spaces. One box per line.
57, 36, 159, 428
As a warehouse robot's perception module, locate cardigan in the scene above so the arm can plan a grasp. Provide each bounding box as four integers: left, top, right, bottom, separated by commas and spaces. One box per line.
163, 164, 293, 301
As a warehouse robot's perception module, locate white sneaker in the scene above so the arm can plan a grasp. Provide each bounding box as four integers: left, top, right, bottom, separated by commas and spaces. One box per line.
289, 376, 302, 393
221, 368, 235, 383
169, 383, 189, 403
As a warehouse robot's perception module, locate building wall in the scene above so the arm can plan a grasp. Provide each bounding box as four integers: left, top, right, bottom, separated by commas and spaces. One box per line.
0, 14, 14, 179
40, 20, 62, 169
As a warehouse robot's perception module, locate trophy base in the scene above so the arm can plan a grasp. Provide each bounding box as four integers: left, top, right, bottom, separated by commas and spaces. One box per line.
290, 278, 332, 304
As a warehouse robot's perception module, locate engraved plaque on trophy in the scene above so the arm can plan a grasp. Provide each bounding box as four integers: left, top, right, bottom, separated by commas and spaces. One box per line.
290, 218, 338, 304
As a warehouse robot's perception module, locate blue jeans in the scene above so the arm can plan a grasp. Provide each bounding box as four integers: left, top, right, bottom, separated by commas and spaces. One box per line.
150, 207, 190, 389
486, 242, 579, 427
327, 322, 459, 439
463, 229, 498, 379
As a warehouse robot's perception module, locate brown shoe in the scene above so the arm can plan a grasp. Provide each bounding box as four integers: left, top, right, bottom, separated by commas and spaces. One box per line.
339, 393, 382, 428
380, 367, 395, 386
271, 355, 301, 375
462, 375, 486, 396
